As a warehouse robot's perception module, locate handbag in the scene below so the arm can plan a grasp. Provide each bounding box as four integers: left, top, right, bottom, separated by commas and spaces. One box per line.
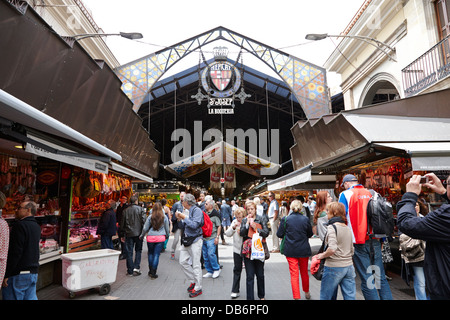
280, 217, 287, 255
311, 224, 337, 281
311, 241, 327, 281
242, 238, 252, 258
181, 232, 196, 247
263, 240, 270, 260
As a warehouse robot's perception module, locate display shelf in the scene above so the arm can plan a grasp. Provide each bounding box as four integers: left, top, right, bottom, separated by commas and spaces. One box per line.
39, 246, 64, 265
68, 238, 99, 253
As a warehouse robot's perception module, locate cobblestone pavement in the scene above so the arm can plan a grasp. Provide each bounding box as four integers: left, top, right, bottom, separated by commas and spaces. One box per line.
37, 235, 415, 301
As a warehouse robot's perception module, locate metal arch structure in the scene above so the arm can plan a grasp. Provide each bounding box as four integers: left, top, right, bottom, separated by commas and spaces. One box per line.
114, 26, 330, 119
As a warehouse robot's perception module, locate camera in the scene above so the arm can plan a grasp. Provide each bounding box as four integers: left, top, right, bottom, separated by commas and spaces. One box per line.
420, 176, 429, 184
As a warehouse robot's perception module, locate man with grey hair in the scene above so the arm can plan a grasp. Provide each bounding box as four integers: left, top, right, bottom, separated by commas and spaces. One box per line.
175, 193, 204, 298
203, 197, 222, 279
97, 199, 117, 249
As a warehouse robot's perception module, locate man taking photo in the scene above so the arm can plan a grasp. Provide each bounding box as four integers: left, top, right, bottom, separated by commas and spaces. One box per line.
397, 173, 450, 300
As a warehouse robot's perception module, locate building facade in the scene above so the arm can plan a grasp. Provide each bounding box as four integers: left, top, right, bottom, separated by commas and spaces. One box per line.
325, 0, 450, 109
24, 0, 120, 68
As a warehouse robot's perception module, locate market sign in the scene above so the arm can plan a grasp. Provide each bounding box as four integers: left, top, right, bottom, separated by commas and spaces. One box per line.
25, 134, 108, 174
191, 47, 250, 114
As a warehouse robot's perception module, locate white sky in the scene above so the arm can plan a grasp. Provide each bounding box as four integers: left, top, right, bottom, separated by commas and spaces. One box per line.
81, 0, 365, 93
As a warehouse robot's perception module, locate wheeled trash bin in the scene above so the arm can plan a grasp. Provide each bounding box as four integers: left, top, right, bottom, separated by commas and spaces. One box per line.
61, 249, 121, 298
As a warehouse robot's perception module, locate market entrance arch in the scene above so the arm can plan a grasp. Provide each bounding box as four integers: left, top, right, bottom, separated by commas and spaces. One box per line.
114, 27, 332, 196
115, 26, 330, 120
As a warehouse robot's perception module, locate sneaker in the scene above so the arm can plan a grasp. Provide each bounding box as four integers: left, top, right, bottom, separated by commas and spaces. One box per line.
189, 289, 202, 298
133, 269, 141, 276
126, 272, 134, 277
187, 283, 195, 292
231, 292, 240, 299
203, 272, 213, 278
212, 269, 221, 278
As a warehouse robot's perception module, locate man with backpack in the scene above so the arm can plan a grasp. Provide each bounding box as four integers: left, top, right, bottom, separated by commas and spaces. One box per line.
397, 173, 450, 300
338, 174, 393, 300
202, 198, 222, 279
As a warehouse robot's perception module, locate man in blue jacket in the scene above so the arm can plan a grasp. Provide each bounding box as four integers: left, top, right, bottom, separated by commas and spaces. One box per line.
396, 173, 450, 300
175, 193, 204, 298
97, 200, 117, 249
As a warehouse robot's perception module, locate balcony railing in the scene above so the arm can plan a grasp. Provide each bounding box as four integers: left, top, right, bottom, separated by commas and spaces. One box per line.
402, 34, 450, 97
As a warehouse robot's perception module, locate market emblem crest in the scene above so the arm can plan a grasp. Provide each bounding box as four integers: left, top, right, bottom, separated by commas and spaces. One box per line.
191, 46, 250, 114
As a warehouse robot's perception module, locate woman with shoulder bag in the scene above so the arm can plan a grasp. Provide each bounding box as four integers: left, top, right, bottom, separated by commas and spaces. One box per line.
240, 201, 269, 300
140, 202, 170, 279
316, 202, 356, 300
277, 200, 313, 300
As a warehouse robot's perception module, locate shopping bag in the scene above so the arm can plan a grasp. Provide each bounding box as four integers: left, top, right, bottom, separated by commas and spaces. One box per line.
250, 233, 265, 262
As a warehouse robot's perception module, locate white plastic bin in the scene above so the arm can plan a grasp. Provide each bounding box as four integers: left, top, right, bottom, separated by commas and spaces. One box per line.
61, 249, 121, 298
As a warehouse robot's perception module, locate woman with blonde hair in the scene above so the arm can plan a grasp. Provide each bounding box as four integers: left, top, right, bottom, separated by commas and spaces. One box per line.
140, 202, 170, 279
253, 197, 264, 217
316, 202, 355, 300
277, 200, 313, 299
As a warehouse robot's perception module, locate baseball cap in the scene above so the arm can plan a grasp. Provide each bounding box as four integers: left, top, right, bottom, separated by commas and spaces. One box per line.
341, 174, 358, 187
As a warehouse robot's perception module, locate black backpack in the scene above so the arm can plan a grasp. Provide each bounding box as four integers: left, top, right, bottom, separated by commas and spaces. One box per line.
366, 190, 395, 238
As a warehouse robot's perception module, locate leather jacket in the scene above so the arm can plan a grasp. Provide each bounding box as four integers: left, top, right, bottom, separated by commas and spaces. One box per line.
120, 204, 146, 237
240, 214, 270, 240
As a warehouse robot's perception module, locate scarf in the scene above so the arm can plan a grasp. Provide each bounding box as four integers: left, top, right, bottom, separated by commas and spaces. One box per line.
327, 216, 346, 226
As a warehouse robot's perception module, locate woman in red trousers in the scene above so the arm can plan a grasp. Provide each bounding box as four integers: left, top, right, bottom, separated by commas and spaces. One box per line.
277, 200, 313, 299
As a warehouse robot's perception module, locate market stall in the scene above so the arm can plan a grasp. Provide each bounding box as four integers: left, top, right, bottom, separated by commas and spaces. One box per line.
286, 90, 450, 274
68, 168, 133, 252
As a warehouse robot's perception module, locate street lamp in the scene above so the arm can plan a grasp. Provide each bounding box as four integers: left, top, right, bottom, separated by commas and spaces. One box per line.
62, 32, 143, 47
72, 32, 143, 41
305, 33, 396, 62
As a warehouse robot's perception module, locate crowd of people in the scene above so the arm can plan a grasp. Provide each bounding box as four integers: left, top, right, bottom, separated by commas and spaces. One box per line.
1, 171, 450, 300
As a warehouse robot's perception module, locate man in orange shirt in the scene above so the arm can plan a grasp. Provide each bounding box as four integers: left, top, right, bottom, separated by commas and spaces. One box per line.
338, 174, 392, 300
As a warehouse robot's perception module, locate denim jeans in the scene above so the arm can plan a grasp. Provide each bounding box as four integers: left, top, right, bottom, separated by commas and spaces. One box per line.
412, 266, 430, 300
125, 236, 143, 274
320, 265, 356, 300
2, 273, 38, 300
202, 238, 220, 273
353, 239, 393, 300
147, 241, 164, 270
